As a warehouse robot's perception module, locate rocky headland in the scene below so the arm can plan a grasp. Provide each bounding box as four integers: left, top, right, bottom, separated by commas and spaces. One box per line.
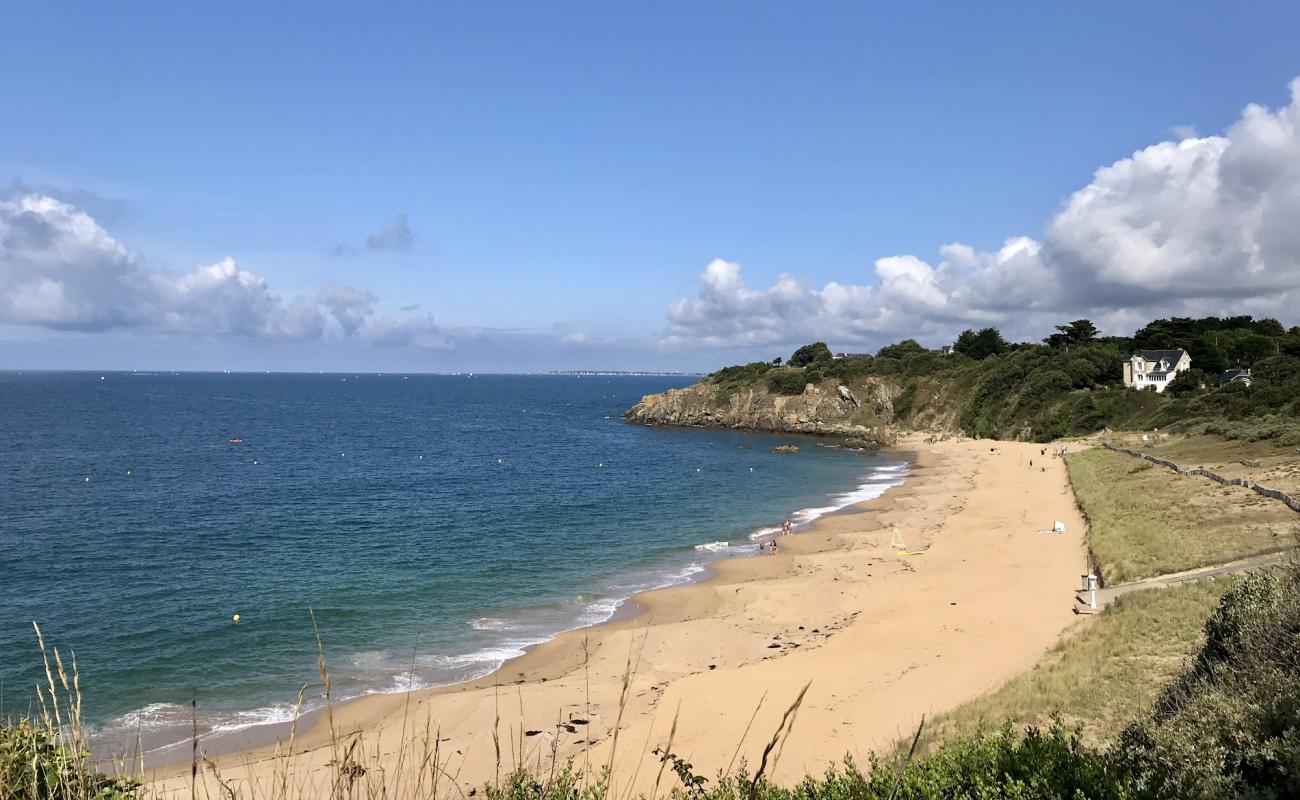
624, 374, 962, 448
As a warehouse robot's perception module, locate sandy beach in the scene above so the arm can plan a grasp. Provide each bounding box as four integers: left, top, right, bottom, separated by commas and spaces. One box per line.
148, 435, 1089, 797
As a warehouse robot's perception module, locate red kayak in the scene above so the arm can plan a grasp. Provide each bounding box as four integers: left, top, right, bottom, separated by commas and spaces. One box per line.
228, 438, 244, 444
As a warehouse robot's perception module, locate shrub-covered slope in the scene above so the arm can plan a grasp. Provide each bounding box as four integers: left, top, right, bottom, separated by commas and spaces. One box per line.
627, 317, 1300, 444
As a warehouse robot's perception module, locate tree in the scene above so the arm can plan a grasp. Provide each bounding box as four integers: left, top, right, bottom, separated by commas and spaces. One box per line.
1045, 319, 1098, 349
1166, 368, 1206, 397
954, 328, 1009, 360
1255, 317, 1286, 337
771, 356, 782, 365
876, 339, 926, 359
788, 342, 832, 367
1253, 355, 1300, 386
1226, 333, 1276, 367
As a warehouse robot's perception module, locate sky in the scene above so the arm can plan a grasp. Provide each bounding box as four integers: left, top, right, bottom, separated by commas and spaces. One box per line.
3, 2, 1300, 372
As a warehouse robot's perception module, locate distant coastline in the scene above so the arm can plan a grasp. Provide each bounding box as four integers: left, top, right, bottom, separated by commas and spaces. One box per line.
548, 369, 703, 376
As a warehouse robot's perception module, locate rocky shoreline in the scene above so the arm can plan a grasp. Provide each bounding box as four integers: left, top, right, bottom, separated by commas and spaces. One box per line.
624, 378, 899, 448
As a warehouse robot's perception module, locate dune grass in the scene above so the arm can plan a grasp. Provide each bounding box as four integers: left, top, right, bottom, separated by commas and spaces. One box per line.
1066, 447, 1296, 583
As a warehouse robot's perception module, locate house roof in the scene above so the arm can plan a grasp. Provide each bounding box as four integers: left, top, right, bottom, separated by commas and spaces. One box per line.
1129, 349, 1187, 364
1219, 368, 1251, 382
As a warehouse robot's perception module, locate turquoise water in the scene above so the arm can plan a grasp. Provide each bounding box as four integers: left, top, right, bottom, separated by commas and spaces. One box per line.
0, 372, 907, 752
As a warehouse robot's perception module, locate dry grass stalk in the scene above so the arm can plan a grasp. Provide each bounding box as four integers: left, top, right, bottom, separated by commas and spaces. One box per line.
887, 715, 926, 800
747, 681, 811, 800
725, 691, 767, 776
581, 634, 592, 788
493, 679, 502, 789
603, 628, 649, 794
650, 703, 681, 799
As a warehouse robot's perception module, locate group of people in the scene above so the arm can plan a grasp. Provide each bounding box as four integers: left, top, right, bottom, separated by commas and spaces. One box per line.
759, 519, 794, 555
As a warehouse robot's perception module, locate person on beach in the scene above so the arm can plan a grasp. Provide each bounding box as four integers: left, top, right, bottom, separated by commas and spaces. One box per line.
770, 540, 778, 555
783, 519, 792, 536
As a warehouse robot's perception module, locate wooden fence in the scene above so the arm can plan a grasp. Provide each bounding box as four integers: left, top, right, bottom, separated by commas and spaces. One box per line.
1101, 443, 1300, 513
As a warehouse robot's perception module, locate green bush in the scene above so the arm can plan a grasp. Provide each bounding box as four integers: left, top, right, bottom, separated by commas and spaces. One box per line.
0, 720, 138, 799
1114, 568, 1300, 799
766, 369, 808, 395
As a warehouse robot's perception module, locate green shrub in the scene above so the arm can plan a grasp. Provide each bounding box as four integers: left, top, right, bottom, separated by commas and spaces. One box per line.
0, 720, 139, 799
1114, 568, 1300, 799
766, 369, 808, 395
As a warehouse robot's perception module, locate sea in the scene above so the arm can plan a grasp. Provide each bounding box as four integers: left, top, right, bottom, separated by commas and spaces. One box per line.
0, 372, 908, 756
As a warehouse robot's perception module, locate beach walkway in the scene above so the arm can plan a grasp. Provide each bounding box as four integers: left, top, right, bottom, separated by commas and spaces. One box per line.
1074, 548, 1295, 614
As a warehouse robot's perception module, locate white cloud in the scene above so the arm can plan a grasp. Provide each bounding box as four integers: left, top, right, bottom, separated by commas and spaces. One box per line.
0, 193, 449, 347
665, 77, 1300, 350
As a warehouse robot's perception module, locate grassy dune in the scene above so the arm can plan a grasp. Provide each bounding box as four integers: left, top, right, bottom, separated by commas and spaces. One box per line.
1066, 446, 1296, 583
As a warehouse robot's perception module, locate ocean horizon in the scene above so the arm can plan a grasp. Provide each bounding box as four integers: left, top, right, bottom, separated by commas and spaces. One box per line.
0, 372, 907, 756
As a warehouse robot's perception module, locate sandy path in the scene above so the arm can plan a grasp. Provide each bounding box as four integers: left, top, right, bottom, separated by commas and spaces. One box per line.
148, 436, 1088, 798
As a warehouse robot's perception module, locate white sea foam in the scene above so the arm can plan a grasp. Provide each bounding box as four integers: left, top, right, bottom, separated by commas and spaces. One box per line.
426, 644, 530, 671
113, 702, 191, 731
694, 540, 730, 551
470, 616, 513, 631
209, 703, 302, 734
576, 597, 623, 626
785, 461, 911, 525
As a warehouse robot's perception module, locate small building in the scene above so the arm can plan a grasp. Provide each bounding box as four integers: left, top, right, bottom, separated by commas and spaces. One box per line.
1219, 368, 1252, 387
1123, 349, 1191, 393
835, 352, 872, 360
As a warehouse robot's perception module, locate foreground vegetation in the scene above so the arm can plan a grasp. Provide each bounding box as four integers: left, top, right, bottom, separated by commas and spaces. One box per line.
706, 315, 1300, 443
921, 580, 1229, 750
1066, 448, 1295, 583
7, 560, 1300, 799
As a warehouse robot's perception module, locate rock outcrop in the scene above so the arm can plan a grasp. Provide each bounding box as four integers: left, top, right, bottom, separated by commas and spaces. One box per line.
624, 378, 908, 447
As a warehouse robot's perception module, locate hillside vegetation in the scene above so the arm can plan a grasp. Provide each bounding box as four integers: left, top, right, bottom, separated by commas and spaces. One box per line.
627, 316, 1300, 444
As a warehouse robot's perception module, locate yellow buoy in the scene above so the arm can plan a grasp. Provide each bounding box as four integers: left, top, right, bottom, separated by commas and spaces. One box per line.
232, 613, 241, 623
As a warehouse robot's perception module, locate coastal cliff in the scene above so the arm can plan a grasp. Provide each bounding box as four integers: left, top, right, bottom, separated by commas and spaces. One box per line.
624, 373, 963, 447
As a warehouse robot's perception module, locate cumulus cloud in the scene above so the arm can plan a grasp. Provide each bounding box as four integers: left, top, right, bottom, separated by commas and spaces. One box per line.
0, 193, 448, 347
666, 77, 1300, 350
332, 213, 414, 256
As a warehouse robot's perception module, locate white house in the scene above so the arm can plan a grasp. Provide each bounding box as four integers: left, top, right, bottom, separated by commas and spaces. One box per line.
1123, 349, 1191, 392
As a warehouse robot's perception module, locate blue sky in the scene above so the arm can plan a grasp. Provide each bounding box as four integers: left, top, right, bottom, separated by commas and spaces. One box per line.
3, 2, 1300, 371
